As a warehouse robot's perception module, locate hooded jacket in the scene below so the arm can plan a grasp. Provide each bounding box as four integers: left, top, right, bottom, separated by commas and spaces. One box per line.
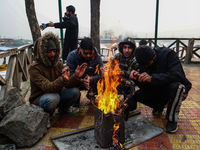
114, 42, 138, 87
29, 32, 80, 105
66, 48, 103, 84
54, 14, 79, 60
136, 47, 192, 94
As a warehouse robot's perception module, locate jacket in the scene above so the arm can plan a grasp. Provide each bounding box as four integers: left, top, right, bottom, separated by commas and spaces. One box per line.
66, 48, 103, 84
114, 48, 138, 87
54, 14, 79, 60
29, 32, 80, 105
136, 47, 192, 94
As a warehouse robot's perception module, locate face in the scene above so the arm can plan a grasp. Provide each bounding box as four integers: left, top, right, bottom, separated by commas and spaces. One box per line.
145, 55, 156, 68
122, 44, 133, 58
47, 49, 57, 61
80, 49, 94, 60
66, 10, 71, 17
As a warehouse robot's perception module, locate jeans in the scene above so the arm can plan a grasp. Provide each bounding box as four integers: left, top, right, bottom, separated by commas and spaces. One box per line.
39, 87, 80, 116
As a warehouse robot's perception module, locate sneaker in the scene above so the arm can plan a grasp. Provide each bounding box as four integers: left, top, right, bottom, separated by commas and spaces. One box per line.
68, 106, 80, 114
165, 121, 178, 133
152, 109, 162, 115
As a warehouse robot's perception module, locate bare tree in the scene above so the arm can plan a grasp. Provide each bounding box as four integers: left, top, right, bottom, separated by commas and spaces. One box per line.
91, 0, 101, 53
25, 0, 41, 43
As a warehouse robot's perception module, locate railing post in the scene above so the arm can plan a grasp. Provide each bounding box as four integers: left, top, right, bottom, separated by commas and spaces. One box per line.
184, 39, 195, 64
176, 39, 180, 57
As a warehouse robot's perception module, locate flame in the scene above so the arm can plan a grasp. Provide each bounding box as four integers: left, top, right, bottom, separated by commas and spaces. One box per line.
113, 123, 124, 149
96, 56, 122, 114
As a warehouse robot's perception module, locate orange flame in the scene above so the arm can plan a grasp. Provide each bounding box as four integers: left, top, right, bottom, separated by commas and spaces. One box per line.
113, 123, 124, 149
96, 56, 122, 114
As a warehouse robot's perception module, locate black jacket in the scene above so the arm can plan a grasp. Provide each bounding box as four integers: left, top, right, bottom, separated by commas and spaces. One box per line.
136, 47, 192, 94
54, 14, 79, 60
67, 48, 103, 84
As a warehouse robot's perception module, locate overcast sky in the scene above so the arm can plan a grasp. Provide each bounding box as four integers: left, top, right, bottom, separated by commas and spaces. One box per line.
0, 0, 200, 40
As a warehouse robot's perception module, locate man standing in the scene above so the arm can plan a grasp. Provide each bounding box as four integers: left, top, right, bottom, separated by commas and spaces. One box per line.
67, 37, 103, 104
29, 32, 87, 116
125, 45, 192, 133
40, 5, 79, 60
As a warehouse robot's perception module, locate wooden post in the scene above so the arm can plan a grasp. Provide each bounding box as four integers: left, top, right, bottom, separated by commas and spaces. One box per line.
184, 39, 194, 64
176, 39, 180, 57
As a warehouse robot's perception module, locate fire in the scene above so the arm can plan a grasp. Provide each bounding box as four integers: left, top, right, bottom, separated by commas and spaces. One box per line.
113, 123, 124, 150
96, 56, 122, 114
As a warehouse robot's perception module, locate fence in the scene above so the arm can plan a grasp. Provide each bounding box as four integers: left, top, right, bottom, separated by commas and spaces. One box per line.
0, 44, 33, 100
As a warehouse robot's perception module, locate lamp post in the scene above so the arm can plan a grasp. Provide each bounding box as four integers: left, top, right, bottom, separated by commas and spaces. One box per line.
154, 0, 159, 48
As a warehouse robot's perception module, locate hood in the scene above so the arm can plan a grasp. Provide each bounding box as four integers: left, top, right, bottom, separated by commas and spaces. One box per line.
118, 37, 136, 57
34, 32, 61, 67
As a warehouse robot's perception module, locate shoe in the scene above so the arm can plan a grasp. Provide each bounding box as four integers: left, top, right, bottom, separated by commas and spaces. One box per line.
68, 106, 80, 114
165, 121, 178, 133
152, 109, 162, 115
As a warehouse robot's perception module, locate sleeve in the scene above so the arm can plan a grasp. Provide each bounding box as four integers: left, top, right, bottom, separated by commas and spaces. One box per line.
29, 66, 67, 93
54, 17, 77, 29
151, 51, 184, 87
66, 52, 77, 76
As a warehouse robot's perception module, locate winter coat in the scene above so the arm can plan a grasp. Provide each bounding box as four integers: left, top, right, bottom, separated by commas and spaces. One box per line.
113, 48, 138, 87
136, 47, 192, 94
66, 48, 103, 84
29, 32, 80, 105
54, 14, 79, 60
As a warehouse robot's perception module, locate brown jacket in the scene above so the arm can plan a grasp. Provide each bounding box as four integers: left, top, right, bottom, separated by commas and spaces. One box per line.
29, 32, 80, 105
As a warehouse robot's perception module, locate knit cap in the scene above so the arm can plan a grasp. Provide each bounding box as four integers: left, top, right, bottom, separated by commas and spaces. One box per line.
47, 39, 56, 50
134, 45, 155, 66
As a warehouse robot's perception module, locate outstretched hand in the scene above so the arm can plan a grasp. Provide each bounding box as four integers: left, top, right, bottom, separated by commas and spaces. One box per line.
62, 66, 70, 81
75, 63, 87, 78
83, 74, 90, 90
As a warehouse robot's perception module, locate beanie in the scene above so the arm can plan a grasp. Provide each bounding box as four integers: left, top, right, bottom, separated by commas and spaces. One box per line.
134, 45, 155, 66
47, 39, 56, 50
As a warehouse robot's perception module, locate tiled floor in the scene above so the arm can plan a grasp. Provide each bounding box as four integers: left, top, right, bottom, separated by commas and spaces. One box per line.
19, 64, 200, 150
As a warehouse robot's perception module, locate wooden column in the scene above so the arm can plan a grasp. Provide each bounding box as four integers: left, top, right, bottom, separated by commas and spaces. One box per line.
184, 39, 195, 64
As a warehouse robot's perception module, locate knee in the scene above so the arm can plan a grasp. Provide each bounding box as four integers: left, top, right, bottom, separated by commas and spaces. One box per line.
168, 82, 185, 91
70, 88, 81, 99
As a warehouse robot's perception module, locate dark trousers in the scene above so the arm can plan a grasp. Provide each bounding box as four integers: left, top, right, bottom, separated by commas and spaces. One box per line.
127, 82, 185, 123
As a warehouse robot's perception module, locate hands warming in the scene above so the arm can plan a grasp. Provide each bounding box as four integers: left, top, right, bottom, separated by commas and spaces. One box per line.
62, 66, 70, 81
75, 62, 87, 78
129, 70, 152, 83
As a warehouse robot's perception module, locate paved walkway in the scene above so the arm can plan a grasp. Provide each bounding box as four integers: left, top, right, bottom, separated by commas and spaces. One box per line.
19, 64, 200, 150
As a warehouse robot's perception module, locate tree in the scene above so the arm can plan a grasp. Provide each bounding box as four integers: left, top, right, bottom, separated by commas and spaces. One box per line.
25, 0, 41, 43
91, 0, 101, 54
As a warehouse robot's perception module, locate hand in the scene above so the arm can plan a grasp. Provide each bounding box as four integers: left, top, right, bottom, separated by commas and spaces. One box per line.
75, 63, 87, 78
49, 21, 54, 27
39, 23, 48, 30
129, 70, 140, 80
138, 72, 151, 83
62, 66, 70, 81
83, 75, 90, 90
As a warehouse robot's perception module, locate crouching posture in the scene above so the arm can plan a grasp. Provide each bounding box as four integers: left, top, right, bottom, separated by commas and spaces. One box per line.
125, 46, 192, 133
29, 32, 87, 116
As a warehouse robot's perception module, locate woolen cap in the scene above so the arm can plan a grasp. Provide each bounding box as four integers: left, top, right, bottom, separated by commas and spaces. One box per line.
47, 39, 56, 50
134, 45, 155, 66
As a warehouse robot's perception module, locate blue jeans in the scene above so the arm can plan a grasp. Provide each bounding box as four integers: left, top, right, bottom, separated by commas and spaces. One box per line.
38, 87, 80, 116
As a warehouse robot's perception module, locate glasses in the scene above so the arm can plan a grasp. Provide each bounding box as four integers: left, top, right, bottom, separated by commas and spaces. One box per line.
123, 46, 132, 49
82, 50, 94, 55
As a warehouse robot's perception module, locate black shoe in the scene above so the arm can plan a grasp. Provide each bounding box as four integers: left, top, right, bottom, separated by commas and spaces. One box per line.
165, 121, 178, 133
152, 109, 162, 115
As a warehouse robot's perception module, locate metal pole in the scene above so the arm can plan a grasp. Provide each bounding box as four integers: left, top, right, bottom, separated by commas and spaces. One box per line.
154, 0, 159, 48
58, 0, 64, 62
